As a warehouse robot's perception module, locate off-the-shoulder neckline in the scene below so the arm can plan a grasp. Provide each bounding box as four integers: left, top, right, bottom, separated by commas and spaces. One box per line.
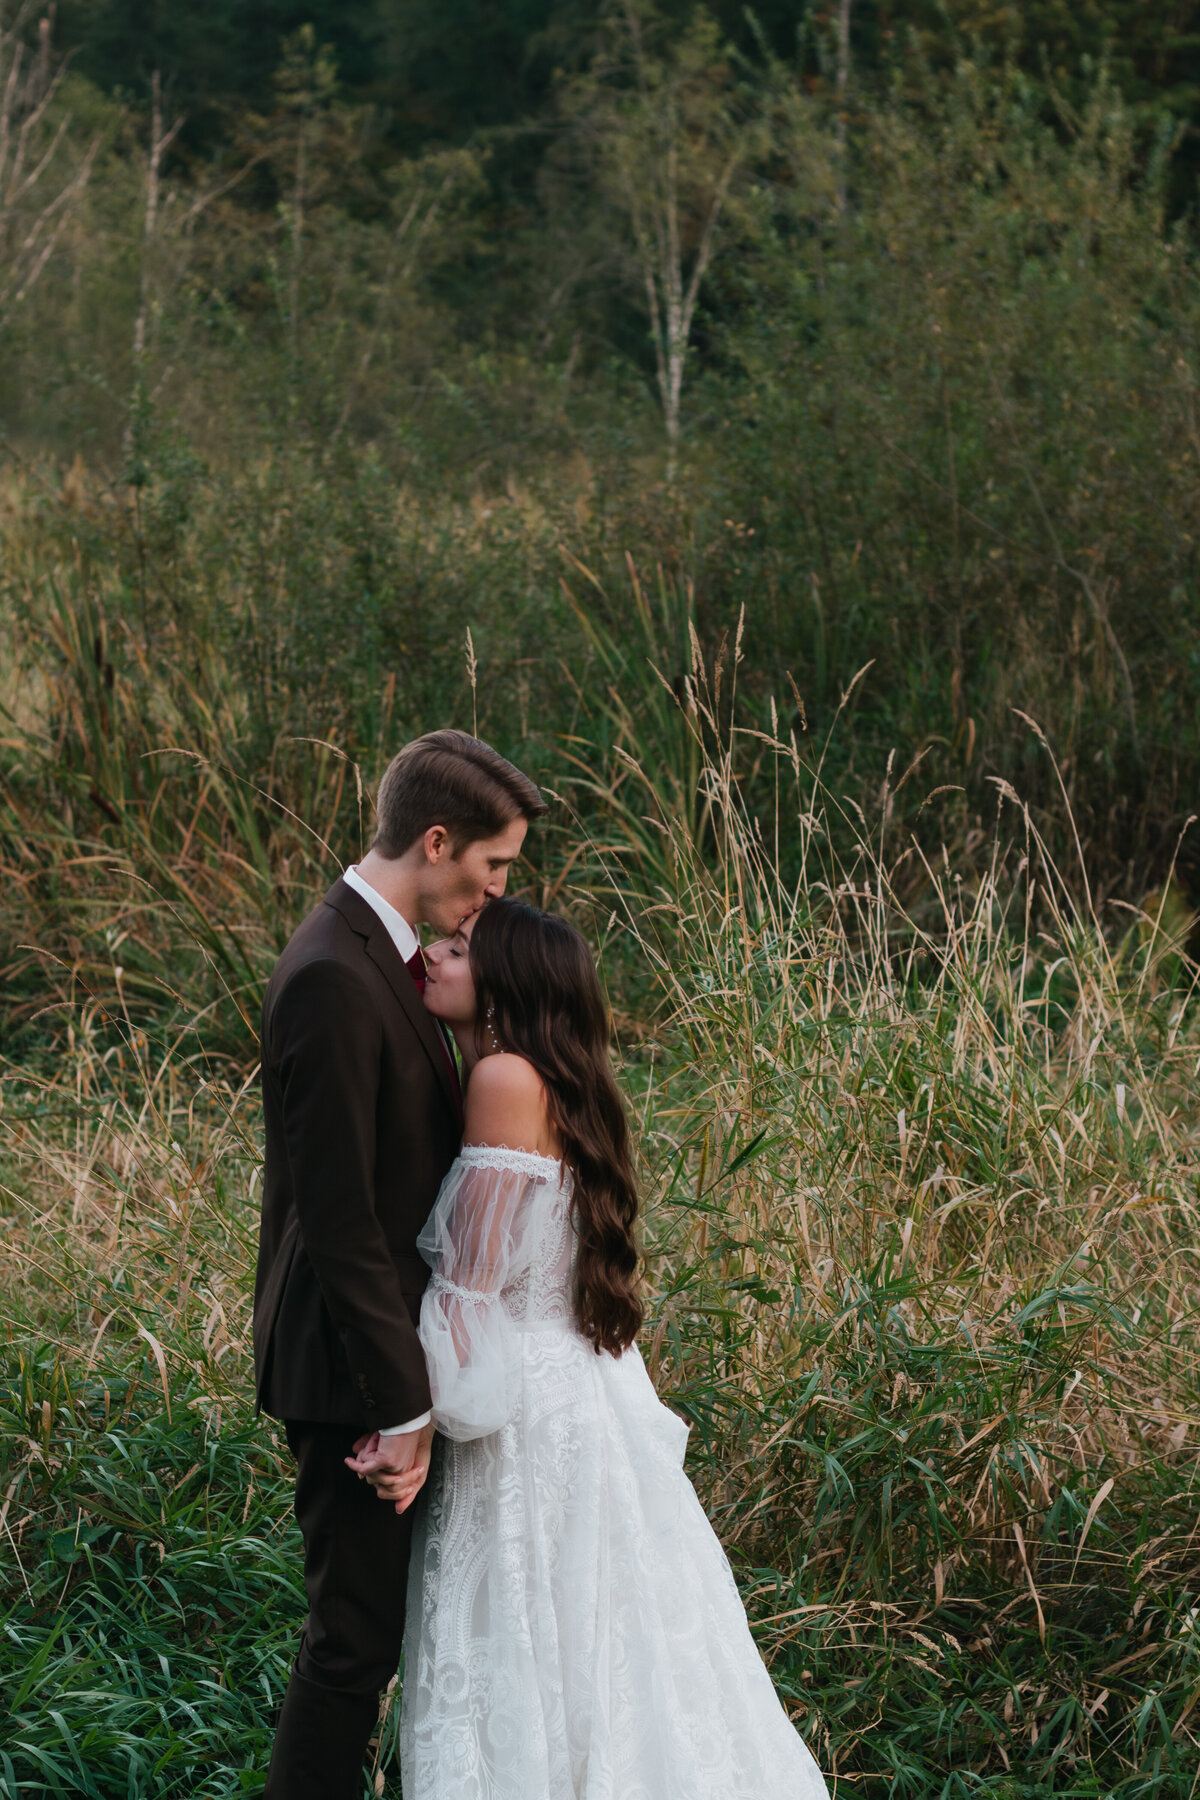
458, 1143, 564, 1176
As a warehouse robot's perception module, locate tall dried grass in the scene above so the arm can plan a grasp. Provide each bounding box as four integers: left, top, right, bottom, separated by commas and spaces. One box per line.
561, 620, 1200, 1786
1, 597, 1199, 1793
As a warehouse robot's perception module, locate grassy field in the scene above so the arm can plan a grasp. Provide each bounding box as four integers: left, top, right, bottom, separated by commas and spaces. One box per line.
2, 606, 1199, 1797
2, 19, 1200, 1787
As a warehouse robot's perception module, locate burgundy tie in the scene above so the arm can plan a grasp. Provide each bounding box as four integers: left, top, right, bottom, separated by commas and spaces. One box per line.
406, 945, 462, 1119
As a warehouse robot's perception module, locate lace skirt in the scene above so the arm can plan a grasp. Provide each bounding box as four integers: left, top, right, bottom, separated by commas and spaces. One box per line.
399, 1328, 830, 1800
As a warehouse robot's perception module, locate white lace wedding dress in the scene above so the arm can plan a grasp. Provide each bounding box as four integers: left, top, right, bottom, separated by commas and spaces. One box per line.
399, 1144, 830, 1800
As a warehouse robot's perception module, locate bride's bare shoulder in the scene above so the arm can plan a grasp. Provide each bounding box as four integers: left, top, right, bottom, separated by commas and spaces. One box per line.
464, 1054, 554, 1154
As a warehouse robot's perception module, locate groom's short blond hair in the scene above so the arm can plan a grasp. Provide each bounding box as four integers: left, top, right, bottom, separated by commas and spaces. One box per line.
373, 730, 546, 858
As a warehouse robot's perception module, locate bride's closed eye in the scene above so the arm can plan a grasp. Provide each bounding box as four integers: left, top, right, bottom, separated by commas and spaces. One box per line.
423, 922, 478, 1029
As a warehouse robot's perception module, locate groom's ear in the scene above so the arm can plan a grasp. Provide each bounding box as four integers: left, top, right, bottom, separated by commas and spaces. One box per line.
423, 825, 451, 866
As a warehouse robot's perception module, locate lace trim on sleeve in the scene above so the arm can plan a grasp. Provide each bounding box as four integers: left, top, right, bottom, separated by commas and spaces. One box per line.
458, 1143, 562, 1178
430, 1273, 493, 1306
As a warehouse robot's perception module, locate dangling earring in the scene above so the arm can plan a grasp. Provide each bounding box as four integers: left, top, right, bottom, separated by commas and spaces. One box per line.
485, 1003, 499, 1053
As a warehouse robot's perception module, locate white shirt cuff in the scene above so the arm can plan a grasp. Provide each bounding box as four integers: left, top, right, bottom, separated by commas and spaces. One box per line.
379, 1412, 432, 1436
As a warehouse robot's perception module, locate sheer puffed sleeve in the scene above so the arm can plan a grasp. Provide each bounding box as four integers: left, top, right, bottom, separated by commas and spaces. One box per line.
417, 1145, 562, 1441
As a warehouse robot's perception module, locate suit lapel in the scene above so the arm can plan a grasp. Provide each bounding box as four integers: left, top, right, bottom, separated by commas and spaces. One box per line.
324, 879, 460, 1122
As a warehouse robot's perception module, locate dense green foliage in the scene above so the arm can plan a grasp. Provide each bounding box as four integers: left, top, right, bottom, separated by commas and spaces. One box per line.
2, 4, 1200, 1796
2, 0, 1199, 904
52, 1, 1200, 142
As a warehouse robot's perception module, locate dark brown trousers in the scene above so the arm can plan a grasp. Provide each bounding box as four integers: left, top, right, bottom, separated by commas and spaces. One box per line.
263, 1419, 415, 1800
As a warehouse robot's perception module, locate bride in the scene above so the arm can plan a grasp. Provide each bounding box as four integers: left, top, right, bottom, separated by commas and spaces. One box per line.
373, 896, 831, 1800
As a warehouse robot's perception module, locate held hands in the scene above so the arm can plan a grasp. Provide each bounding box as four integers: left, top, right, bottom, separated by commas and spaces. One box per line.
345, 1421, 435, 1515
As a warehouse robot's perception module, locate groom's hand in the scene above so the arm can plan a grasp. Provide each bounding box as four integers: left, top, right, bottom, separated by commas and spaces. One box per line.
370, 1421, 436, 1514
345, 1421, 434, 1511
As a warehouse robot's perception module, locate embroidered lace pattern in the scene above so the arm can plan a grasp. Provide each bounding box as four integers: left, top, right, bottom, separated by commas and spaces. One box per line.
429, 1274, 490, 1306
400, 1143, 831, 1800
458, 1141, 563, 1177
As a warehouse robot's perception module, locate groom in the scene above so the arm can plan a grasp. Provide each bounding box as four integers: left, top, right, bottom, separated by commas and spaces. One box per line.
253, 729, 545, 1798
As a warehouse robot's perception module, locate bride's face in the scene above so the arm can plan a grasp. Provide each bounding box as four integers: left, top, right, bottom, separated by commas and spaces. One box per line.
423, 912, 478, 1029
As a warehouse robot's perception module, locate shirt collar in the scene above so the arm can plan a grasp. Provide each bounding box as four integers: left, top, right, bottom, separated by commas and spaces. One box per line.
342, 864, 419, 964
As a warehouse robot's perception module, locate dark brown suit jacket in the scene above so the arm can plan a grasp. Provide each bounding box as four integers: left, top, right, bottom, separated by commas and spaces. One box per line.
252, 878, 461, 1427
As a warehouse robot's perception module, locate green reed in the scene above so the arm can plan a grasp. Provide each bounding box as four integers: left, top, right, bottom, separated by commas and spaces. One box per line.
1, 586, 1199, 1796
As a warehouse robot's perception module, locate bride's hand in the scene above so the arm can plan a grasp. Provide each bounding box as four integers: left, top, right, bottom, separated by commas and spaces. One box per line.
371, 1422, 435, 1513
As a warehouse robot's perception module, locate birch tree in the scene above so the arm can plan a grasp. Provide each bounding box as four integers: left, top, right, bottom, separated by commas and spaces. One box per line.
275, 24, 338, 367
835, 0, 852, 217
567, 6, 756, 482
131, 70, 183, 371
0, 5, 99, 327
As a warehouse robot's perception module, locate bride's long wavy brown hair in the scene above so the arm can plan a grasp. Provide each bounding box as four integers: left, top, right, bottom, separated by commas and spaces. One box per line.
468, 898, 642, 1355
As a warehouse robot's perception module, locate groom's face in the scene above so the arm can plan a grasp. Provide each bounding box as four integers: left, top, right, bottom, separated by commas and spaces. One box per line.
422, 815, 528, 936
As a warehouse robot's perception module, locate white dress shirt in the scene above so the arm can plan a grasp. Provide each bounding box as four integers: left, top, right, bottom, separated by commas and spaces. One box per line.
343, 863, 432, 1438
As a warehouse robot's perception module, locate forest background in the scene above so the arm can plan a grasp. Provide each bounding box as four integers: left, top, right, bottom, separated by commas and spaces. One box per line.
3, 1, 1200, 1795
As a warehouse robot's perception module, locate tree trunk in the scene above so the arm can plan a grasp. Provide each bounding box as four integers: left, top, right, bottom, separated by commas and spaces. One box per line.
289, 119, 307, 364
835, 0, 852, 218
132, 71, 182, 366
